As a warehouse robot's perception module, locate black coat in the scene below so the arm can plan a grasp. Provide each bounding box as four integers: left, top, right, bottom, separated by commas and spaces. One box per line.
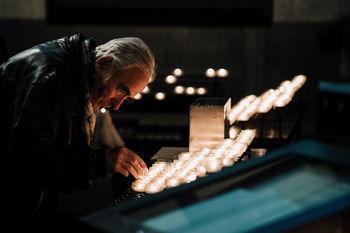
0, 33, 106, 215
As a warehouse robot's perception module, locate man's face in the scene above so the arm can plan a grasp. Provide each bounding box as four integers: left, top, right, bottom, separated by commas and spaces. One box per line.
92, 66, 150, 110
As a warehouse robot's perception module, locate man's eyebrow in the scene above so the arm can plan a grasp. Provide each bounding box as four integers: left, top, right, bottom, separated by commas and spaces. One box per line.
118, 84, 131, 96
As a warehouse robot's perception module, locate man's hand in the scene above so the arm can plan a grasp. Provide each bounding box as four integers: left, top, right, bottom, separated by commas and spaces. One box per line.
105, 146, 147, 179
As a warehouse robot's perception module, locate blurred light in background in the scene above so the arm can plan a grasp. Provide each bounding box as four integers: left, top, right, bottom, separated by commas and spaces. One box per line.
205, 68, 216, 78
149, 75, 155, 83
134, 93, 142, 100
165, 75, 177, 84
142, 86, 150, 94
100, 107, 106, 113
186, 87, 195, 95
173, 68, 183, 76
217, 68, 229, 78
197, 87, 207, 95
155, 92, 166, 100
174, 85, 185, 94
229, 126, 240, 139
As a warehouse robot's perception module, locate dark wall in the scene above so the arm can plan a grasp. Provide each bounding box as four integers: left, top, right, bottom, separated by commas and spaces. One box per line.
0, 17, 349, 147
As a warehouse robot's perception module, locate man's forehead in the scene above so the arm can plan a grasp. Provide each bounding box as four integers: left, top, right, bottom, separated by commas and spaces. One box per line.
121, 71, 149, 96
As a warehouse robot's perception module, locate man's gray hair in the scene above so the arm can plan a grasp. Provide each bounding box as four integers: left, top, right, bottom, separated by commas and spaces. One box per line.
95, 37, 155, 81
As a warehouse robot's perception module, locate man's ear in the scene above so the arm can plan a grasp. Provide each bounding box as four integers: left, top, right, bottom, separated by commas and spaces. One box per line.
95, 56, 113, 72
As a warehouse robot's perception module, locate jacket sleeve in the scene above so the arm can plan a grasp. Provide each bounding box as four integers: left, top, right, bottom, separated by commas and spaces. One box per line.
9, 75, 106, 193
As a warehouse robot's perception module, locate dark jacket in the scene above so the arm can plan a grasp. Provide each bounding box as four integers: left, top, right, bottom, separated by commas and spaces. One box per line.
0, 33, 106, 215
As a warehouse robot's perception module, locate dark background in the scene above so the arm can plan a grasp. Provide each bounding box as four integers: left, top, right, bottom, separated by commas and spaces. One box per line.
1, 0, 349, 219
1, 0, 349, 155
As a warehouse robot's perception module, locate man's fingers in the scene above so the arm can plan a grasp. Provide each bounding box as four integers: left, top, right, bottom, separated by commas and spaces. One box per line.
136, 156, 147, 168
115, 164, 129, 177
126, 159, 144, 177
109, 147, 148, 178
122, 163, 139, 179
127, 150, 147, 169
123, 154, 146, 175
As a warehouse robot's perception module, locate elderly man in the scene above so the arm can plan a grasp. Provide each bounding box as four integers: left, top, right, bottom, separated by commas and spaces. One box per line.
0, 33, 155, 221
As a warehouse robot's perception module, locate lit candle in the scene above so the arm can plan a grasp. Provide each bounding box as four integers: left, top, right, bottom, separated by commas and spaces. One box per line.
142, 86, 150, 94
197, 148, 211, 156
196, 166, 207, 177
205, 68, 216, 78
211, 148, 225, 159
132, 180, 147, 192
216, 68, 229, 78
291, 75, 307, 90
173, 68, 183, 76
145, 182, 165, 194
257, 89, 279, 113
133, 93, 142, 100
237, 98, 261, 121
197, 87, 207, 95
178, 152, 192, 160
236, 129, 256, 145
229, 95, 256, 124
223, 157, 234, 167
229, 126, 240, 139
226, 142, 248, 158
173, 170, 187, 179
204, 158, 223, 173
155, 92, 166, 100
165, 75, 177, 84
185, 87, 195, 95
174, 85, 185, 94
166, 178, 180, 188
182, 171, 197, 183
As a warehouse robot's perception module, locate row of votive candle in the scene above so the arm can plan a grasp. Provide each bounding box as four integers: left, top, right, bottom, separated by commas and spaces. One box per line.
132, 129, 256, 194
228, 75, 307, 124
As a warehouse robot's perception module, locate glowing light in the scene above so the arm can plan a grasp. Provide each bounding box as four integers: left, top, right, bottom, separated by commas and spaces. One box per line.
132, 181, 147, 192
155, 92, 166, 100
142, 167, 149, 176
142, 86, 150, 94
134, 93, 142, 100
196, 166, 206, 177
229, 126, 240, 139
257, 89, 279, 113
130, 127, 257, 194
291, 75, 307, 90
274, 80, 295, 108
100, 108, 106, 113
185, 87, 195, 95
237, 98, 261, 121
204, 158, 223, 173
216, 68, 229, 78
183, 171, 197, 183
226, 143, 247, 158
165, 75, 177, 84
197, 87, 207, 95
149, 75, 155, 83
166, 178, 180, 188
229, 95, 256, 124
236, 129, 256, 145
173, 68, 183, 76
223, 138, 234, 148
205, 68, 216, 78
223, 157, 234, 167
178, 152, 191, 160
174, 86, 185, 94
146, 182, 164, 194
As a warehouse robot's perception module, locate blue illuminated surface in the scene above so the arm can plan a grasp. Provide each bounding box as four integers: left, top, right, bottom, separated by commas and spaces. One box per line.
143, 164, 350, 233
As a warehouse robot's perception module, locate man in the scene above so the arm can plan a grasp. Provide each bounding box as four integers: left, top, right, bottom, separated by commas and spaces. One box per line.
1, 33, 155, 221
